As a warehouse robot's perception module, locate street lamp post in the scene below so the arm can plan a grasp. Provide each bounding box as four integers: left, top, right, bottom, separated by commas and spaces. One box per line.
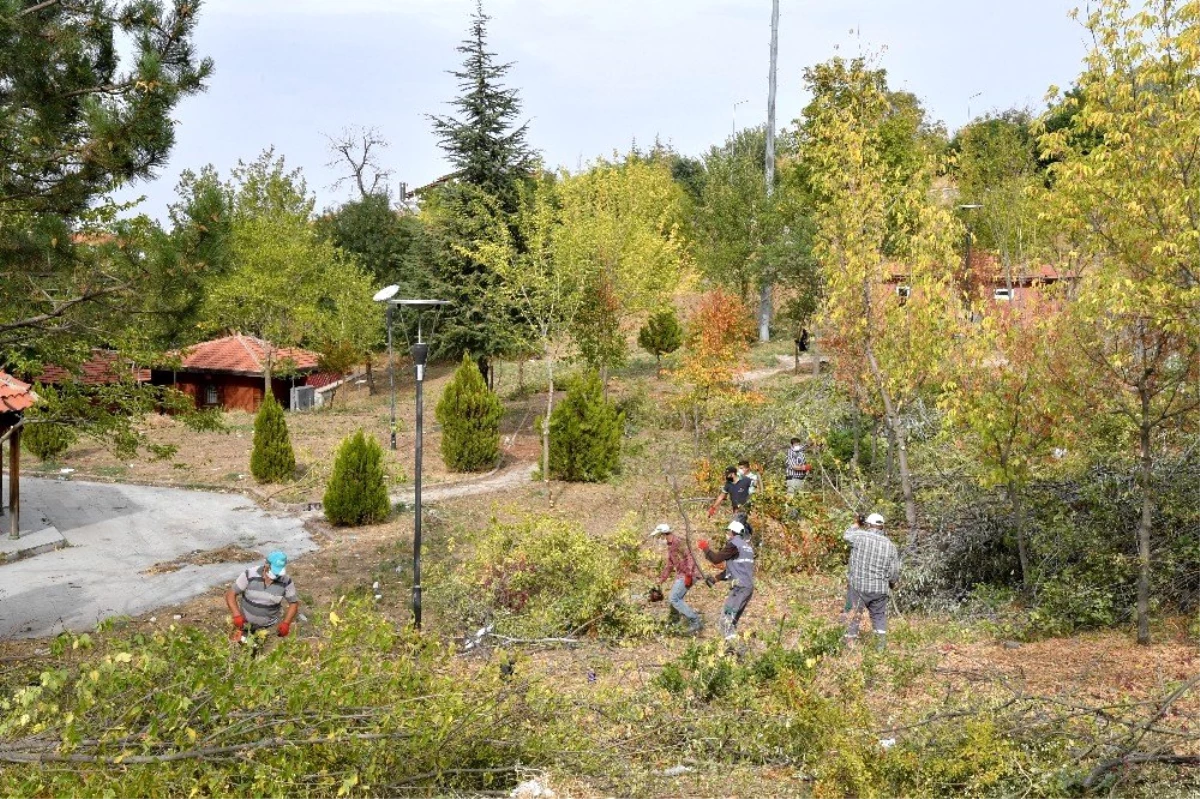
374, 285, 401, 449
372, 291, 450, 630
958, 204, 983, 312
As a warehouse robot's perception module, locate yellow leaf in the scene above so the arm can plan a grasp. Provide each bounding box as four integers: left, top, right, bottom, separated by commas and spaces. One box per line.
329, 611, 341, 627
186, 727, 197, 743
113, 652, 133, 664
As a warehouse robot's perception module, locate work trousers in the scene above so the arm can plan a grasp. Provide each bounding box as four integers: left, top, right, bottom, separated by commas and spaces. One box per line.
719, 584, 754, 639
845, 586, 889, 638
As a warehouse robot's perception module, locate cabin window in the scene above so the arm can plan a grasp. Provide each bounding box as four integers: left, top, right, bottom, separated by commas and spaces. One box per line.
993, 288, 1013, 301
205, 384, 218, 405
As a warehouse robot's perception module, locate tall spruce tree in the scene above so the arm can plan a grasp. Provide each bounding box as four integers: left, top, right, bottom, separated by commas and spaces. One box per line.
424, 0, 535, 380
427, 0, 533, 209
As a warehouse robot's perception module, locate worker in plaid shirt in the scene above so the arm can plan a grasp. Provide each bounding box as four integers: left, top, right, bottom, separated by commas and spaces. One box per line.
844, 513, 901, 650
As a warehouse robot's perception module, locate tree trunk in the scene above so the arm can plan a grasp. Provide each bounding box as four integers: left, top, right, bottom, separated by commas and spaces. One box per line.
1136, 418, 1154, 645
365, 354, 376, 396
811, 328, 820, 377
518, 359, 525, 393
600, 364, 609, 400
1006, 478, 1030, 592
851, 401, 861, 470
477, 355, 490, 392
865, 344, 919, 541
871, 419, 879, 469
543, 355, 554, 485
758, 282, 772, 342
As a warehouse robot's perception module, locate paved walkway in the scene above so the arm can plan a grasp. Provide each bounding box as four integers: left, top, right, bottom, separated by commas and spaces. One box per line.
0, 477, 314, 639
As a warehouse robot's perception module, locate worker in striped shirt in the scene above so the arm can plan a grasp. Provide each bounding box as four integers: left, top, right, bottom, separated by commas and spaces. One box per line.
844, 513, 901, 650
226, 550, 300, 643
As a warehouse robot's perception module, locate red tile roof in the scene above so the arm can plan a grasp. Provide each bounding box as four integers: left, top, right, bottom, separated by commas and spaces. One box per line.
305, 372, 346, 390
174, 334, 320, 376
0, 372, 35, 414
38, 350, 150, 385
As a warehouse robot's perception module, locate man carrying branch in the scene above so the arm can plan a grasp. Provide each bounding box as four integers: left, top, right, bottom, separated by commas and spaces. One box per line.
652, 523, 708, 635
698, 520, 756, 641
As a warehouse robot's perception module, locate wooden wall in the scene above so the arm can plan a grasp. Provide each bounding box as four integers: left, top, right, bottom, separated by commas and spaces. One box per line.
151, 371, 299, 412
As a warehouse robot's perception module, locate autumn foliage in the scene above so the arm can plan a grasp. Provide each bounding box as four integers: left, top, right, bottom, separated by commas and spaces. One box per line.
678, 289, 754, 392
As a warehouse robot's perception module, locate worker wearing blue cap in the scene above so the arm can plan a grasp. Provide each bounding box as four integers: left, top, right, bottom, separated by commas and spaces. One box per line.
225, 550, 300, 642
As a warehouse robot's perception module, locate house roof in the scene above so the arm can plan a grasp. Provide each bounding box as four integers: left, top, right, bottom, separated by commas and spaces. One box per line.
305, 371, 346, 390
38, 350, 151, 385
0, 372, 36, 414
172, 334, 321, 377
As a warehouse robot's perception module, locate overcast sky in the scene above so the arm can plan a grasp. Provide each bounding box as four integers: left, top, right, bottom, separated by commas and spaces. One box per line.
119, 0, 1092, 220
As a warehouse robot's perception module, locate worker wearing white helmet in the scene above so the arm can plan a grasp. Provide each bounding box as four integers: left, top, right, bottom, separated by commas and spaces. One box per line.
651, 523, 707, 635
844, 512, 901, 650
698, 519, 756, 640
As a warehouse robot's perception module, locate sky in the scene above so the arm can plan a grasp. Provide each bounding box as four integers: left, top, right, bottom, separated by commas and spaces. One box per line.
118, 0, 1093, 220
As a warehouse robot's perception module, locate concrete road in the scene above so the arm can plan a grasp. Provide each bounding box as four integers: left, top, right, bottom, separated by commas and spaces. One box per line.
0, 478, 314, 639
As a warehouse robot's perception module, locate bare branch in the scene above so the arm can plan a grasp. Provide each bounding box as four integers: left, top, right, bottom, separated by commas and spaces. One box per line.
324, 125, 394, 200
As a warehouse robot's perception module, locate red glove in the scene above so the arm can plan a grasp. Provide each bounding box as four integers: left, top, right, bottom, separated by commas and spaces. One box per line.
802, 463, 812, 473
706, 506, 716, 519
230, 629, 245, 643
697, 540, 709, 551
277, 621, 291, 637
232, 614, 246, 630
684, 574, 694, 588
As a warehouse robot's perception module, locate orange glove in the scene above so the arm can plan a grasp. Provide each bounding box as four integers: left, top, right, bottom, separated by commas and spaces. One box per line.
697, 540, 709, 551
232, 614, 246, 630
230, 629, 245, 643
277, 621, 291, 637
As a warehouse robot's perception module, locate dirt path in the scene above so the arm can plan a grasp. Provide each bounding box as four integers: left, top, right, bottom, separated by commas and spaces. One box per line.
737, 354, 828, 383
389, 458, 536, 505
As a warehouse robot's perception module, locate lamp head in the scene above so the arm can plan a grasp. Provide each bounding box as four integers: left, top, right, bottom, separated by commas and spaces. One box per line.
373, 285, 400, 302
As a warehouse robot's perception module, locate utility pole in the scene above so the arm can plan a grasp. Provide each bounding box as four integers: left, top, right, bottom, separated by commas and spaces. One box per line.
759, 0, 780, 342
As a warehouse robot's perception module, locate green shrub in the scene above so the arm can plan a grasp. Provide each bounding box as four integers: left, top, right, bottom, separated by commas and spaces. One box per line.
546, 371, 624, 482
21, 419, 76, 461
436, 353, 503, 472
437, 514, 651, 638
637, 307, 682, 371
249, 392, 294, 482
324, 429, 390, 526
0, 601, 582, 797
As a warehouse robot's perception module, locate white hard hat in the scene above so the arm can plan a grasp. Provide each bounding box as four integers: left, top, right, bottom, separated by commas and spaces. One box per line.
865, 513, 885, 527
726, 520, 745, 534
652, 523, 672, 536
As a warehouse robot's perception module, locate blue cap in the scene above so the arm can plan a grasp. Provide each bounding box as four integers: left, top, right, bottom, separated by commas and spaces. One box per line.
266, 550, 288, 577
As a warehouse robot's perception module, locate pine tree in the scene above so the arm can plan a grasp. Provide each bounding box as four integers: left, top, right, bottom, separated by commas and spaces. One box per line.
637, 308, 683, 374
424, 0, 536, 374
323, 430, 390, 526
436, 353, 503, 472
1, 0, 211, 354
427, 0, 534, 208
547, 372, 624, 482
249, 392, 295, 483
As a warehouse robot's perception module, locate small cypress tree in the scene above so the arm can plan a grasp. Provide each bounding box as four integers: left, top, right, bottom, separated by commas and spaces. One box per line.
637, 308, 683, 374
436, 353, 503, 472
323, 429, 391, 526
249, 392, 295, 483
547, 371, 624, 482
